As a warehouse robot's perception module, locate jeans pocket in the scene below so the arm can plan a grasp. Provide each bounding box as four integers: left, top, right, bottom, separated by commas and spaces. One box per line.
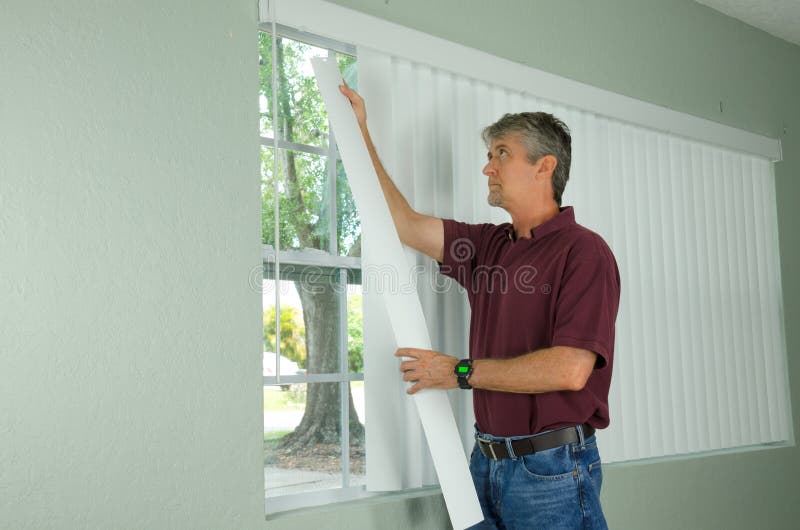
587, 458, 603, 491
518, 443, 576, 480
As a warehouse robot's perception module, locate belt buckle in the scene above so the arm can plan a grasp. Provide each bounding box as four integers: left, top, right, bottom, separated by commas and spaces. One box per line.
478, 437, 498, 460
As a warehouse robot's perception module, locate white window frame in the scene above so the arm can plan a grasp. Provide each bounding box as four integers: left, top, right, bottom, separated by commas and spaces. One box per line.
259, 22, 377, 513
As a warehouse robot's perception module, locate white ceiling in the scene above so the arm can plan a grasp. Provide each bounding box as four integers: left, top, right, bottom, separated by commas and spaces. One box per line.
694, 0, 800, 47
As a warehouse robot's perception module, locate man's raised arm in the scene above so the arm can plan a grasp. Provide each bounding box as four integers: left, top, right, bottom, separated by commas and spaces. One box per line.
338, 83, 444, 263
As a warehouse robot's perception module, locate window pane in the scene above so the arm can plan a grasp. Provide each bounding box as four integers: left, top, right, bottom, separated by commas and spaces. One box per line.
279, 149, 331, 253
261, 146, 276, 247
258, 32, 274, 138
349, 380, 366, 482
294, 266, 341, 374
264, 383, 343, 497
336, 159, 361, 257
336, 51, 357, 92
277, 37, 329, 148
262, 279, 277, 378
263, 263, 347, 376
347, 284, 363, 374
262, 279, 306, 377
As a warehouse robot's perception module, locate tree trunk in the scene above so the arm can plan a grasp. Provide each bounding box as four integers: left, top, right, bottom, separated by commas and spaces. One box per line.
279, 274, 364, 451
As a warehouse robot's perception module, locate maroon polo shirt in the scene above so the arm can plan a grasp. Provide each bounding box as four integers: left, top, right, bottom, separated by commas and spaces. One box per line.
438, 206, 621, 437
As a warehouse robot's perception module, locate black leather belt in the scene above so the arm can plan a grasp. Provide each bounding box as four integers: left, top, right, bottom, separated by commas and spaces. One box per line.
477, 424, 595, 460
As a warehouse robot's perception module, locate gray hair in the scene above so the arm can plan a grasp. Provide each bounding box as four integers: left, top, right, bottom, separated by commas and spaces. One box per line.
481, 112, 572, 207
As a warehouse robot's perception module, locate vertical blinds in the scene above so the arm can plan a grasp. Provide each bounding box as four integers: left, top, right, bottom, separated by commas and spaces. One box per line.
361, 48, 791, 469
565, 116, 791, 462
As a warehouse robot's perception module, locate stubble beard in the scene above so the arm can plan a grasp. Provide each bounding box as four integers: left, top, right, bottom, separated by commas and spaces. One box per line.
487, 189, 503, 207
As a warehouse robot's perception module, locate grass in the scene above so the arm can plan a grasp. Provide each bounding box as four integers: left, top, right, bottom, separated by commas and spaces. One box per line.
263, 430, 290, 465
264, 430, 290, 443
263, 381, 363, 412
263, 387, 305, 411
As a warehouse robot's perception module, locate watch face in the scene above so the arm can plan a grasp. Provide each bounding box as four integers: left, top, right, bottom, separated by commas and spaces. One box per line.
455, 360, 472, 389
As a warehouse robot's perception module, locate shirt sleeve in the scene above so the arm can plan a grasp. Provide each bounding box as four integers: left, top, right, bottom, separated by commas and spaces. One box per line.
551, 238, 621, 370
437, 219, 493, 291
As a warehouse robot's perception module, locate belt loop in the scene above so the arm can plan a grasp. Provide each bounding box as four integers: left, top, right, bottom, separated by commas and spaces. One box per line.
504, 438, 517, 460
577, 424, 586, 448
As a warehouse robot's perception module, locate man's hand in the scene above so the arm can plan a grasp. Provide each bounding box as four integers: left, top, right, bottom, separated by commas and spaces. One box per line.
338, 81, 367, 129
395, 347, 459, 395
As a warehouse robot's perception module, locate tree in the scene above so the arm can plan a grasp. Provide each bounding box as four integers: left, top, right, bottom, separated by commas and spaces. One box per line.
259, 33, 364, 451
347, 294, 363, 373
263, 305, 306, 368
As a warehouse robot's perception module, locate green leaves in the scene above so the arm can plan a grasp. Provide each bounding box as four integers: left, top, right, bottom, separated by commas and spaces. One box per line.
259, 32, 360, 256
264, 304, 307, 368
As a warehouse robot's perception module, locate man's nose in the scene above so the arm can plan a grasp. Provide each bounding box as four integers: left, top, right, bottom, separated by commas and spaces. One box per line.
483, 163, 494, 176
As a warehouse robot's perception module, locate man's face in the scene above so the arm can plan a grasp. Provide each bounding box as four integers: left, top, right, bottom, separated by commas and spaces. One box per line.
482, 133, 538, 208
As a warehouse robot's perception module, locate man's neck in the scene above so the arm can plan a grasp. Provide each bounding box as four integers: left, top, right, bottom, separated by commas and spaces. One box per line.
509, 203, 560, 240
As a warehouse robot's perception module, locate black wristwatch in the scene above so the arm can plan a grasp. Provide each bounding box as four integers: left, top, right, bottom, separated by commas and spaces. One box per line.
454, 358, 473, 389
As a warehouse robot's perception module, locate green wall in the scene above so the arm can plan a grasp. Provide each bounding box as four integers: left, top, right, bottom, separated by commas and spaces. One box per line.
0, 1, 265, 528
1, 0, 797, 529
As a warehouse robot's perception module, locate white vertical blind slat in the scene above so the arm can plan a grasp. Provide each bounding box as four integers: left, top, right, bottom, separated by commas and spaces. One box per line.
721, 152, 746, 447
622, 125, 647, 460
656, 135, 678, 456
411, 63, 434, 218
669, 135, 695, 452
762, 164, 785, 442
708, 149, 733, 447
451, 76, 472, 221
686, 143, 711, 452
697, 145, 723, 450
640, 131, 663, 457
741, 157, 768, 443
688, 145, 709, 450
675, 139, 694, 452
732, 154, 758, 446
607, 120, 630, 462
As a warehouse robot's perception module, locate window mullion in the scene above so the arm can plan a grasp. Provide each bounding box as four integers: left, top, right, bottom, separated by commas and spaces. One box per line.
339, 268, 350, 487
260, 136, 329, 159
327, 49, 339, 256
270, 18, 281, 384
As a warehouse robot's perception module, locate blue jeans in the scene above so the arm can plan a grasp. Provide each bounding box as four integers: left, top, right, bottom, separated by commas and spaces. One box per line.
468, 425, 608, 530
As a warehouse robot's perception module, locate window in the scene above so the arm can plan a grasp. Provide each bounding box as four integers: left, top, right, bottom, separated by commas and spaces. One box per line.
259, 24, 366, 511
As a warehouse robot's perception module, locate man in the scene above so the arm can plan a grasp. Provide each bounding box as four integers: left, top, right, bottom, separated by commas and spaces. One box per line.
340, 82, 620, 530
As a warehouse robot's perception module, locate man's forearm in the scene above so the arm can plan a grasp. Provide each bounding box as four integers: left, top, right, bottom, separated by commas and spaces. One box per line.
469, 347, 589, 393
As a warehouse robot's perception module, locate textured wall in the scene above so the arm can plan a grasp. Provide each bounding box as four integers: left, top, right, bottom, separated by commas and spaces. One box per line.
0, 1, 264, 528
1, 0, 798, 529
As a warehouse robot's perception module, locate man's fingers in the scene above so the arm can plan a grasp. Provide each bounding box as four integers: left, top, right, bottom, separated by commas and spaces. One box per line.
338, 83, 359, 98
407, 382, 425, 395
399, 360, 415, 372
396, 347, 431, 359
338, 84, 353, 101
395, 347, 417, 358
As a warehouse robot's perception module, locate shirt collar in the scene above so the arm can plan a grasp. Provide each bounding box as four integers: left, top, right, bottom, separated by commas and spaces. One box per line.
503, 206, 576, 241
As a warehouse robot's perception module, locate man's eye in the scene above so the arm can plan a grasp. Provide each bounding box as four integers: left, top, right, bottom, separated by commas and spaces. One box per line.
499, 150, 507, 158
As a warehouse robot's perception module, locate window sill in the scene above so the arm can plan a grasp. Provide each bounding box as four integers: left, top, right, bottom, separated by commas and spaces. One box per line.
265, 485, 443, 522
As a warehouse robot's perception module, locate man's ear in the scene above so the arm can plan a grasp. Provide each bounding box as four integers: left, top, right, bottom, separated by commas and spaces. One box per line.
535, 154, 558, 181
